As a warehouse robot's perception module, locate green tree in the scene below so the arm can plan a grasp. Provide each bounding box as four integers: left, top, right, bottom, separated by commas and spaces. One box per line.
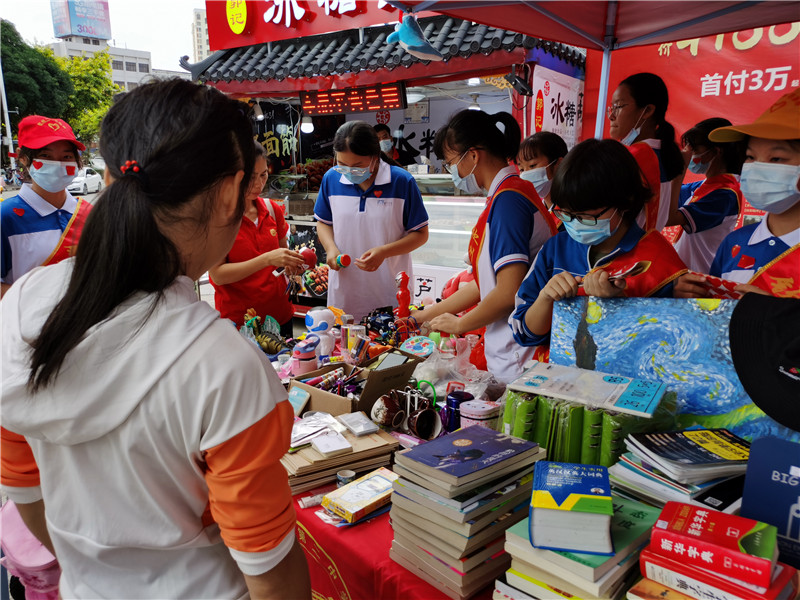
52, 48, 120, 145
1, 20, 72, 126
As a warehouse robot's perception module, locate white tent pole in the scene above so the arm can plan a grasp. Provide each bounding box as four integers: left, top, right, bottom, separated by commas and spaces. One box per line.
594, 46, 612, 139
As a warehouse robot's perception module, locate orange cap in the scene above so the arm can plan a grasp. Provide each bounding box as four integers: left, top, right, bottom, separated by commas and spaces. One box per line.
709, 88, 800, 142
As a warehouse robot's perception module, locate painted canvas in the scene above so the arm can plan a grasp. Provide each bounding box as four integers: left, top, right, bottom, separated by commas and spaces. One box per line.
549, 296, 799, 443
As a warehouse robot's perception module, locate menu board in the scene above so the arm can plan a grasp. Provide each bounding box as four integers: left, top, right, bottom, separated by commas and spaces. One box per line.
300, 83, 407, 115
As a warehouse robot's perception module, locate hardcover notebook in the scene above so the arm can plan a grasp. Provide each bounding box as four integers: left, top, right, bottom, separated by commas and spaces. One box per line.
393, 426, 539, 486
529, 461, 614, 555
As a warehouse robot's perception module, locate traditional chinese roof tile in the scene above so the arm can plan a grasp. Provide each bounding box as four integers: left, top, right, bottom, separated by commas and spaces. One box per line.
181, 15, 585, 84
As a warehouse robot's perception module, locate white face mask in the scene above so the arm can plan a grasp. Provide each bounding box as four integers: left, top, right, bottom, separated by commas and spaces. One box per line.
28, 158, 79, 193
379, 139, 393, 154
519, 160, 555, 198
620, 110, 646, 147
740, 162, 800, 214
688, 150, 713, 176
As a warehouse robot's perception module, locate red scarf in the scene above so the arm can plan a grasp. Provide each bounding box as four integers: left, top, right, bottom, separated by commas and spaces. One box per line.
628, 142, 661, 231
749, 242, 800, 298
41, 199, 92, 266
662, 174, 743, 244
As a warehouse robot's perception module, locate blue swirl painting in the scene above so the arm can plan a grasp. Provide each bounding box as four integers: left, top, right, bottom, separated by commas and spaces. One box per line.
550, 296, 799, 443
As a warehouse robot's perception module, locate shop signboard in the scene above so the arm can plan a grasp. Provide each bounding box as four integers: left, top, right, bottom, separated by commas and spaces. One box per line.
531, 65, 584, 149
51, 0, 111, 40
207, 0, 403, 51
253, 101, 298, 172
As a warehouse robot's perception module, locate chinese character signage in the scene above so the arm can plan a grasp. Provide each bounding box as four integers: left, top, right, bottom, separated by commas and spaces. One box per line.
206, 0, 402, 52
300, 83, 406, 115
531, 65, 584, 149
51, 0, 112, 40
252, 101, 298, 172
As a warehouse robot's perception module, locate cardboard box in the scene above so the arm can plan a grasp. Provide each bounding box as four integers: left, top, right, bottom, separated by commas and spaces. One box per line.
289, 349, 423, 417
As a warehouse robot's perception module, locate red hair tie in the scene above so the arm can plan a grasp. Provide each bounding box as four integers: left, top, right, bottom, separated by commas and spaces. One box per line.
120, 160, 141, 174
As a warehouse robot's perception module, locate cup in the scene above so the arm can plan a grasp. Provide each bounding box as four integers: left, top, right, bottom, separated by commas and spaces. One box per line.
370, 390, 405, 429
407, 407, 438, 440
336, 469, 356, 487
440, 390, 474, 433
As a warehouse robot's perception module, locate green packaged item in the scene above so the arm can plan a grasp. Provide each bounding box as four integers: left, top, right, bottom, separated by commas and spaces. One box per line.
580, 406, 604, 464
554, 402, 584, 463
501, 390, 538, 441
599, 410, 636, 467
532, 395, 559, 451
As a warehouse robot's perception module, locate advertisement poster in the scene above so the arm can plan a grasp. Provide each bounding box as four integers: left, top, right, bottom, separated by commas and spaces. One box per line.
51, 0, 112, 40
531, 65, 585, 149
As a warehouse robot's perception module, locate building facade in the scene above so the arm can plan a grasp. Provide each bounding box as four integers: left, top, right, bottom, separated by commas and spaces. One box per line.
192, 9, 210, 63
50, 37, 151, 92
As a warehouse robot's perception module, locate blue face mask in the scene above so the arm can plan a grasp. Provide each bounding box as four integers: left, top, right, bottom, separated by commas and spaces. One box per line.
447, 150, 484, 195
688, 150, 713, 176
334, 158, 375, 185
620, 110, 646, 147
562, 209, 619, 245
379, 139, 393, 154
28, 158, 79, 193
519, 160, 555, 198
740, 162, 800, 214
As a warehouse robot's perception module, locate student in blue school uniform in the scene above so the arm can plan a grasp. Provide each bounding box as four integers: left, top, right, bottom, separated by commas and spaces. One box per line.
675, 88, 800, 299
510, 138, 688, 350
666, 117, 745, 273
515, 131, 568, 218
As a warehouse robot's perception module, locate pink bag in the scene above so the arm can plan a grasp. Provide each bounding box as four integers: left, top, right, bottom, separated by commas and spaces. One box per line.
0, 501, 60, 600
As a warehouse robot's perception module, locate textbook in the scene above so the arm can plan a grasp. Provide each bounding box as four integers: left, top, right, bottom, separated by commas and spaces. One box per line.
505, 561, 636, 600
640, 545, 797, 600
529, 461, 614, 555
626, 577, 694, 600
507, 495, 659, 582
625, 428, 749, 484
393, 427, 539, 486
391, 466, 534, 521
320, 467, 397, 523
651, 501, 779, 588
392, 528, 505, 573
507, 361, 666, 419
391, 515, 505, 562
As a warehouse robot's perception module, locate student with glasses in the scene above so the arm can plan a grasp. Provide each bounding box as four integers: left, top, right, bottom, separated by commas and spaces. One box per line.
510, 138, 688, 351
607, 72, 684, 233
413, 109, 557, 383
314, 121, 428, 320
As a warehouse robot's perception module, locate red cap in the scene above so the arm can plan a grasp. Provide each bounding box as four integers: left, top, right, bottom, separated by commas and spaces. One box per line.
18, 115, 86, 152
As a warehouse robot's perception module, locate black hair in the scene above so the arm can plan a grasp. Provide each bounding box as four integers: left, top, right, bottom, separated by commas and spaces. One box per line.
334, 120, 380, 157
682, 118, 745, 175
518, 132, 568, 164
253, 139, 269, 159
619, 72, 683, 180
433, 110, 521, 162
551, 138, 651, 218
28, 78, 255, 392
373, 123, 391, 136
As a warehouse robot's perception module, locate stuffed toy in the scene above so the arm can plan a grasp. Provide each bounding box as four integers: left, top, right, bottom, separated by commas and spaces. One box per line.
387, 14, 443, 61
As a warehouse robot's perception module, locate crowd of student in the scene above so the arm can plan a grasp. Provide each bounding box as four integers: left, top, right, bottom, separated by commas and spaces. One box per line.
0, 74, 797, 598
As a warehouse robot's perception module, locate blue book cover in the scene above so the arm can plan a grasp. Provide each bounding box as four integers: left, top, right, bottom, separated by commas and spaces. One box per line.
530, 461, 613, 515
741, 436, 800, 570
394, 426, 538, 485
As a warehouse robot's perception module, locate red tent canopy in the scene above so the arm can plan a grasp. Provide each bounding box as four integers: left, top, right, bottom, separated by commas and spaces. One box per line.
386, 0, 800, 135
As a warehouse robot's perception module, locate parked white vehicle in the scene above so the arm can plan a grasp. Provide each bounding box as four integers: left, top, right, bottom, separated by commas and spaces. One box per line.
67, 167, 103, 195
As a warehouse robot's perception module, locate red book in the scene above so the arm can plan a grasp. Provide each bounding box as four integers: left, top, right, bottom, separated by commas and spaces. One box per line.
639, 545, 797, 600
650, 501, 779, 588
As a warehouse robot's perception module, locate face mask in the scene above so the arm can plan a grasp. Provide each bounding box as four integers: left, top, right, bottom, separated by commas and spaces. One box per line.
379, 139, 393, 153
562, 209, 619, 245
740, 162, 800, 214
28, 159, 79, 193
620, 110, 646, 147
688, 150, 713, 176
447, 151, 484, 195
520, 160, 555, 198
335, 158, 375, 185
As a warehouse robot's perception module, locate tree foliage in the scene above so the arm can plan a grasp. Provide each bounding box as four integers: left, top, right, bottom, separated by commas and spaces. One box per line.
1, 20, 73, 127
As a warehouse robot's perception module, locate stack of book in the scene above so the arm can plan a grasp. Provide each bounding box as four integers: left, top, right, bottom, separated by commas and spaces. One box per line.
636, 501, 798, 600
388, 427, 546, 600
497, 495, 661, 600
609, 428, 749, 513
281, 428, 398, 494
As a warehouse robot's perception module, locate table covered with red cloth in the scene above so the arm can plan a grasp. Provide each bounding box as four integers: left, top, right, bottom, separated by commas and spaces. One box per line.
295, 497, 494, 600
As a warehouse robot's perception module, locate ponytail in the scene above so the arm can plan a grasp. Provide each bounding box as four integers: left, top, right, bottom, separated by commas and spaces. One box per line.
28, 79, 255, 392
433, 109, 521, 161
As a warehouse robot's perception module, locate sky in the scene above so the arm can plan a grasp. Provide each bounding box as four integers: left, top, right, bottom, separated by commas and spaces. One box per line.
1, 0, 207, 71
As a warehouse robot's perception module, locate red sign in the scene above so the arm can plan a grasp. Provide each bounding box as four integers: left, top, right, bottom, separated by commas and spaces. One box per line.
207, 0, 401, 51
300, 83, 406, 115
534, 90, 544, 132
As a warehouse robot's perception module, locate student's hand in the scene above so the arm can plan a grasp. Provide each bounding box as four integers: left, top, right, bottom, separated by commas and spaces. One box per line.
429, 312, 461, 336
733, 284, 772, 296
539, 272, 580, 302
325, 247, 343, 271
673, 273, 711, 298
355, 247, 385, 272
582, 269, 626, 297
265, 248, 304, 272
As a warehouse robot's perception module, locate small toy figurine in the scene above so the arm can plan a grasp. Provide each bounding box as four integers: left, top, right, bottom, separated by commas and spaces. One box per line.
305, 307, 336, 358
395, 271, 411, 320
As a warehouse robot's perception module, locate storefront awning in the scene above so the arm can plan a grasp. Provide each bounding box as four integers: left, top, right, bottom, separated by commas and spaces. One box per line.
180, 15, 585, 98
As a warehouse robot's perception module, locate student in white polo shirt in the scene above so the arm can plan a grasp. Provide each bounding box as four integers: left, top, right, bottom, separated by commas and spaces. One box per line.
314, 121, 429, 321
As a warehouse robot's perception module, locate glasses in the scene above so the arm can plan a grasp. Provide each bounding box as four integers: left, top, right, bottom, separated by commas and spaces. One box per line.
332, 157, 374, 177
606, 103, 630, 117
442, 148, 481, 174
553, 206, 616, 226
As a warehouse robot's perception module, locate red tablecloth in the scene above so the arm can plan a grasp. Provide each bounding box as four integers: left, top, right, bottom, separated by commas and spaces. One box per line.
295, 498, 494, 600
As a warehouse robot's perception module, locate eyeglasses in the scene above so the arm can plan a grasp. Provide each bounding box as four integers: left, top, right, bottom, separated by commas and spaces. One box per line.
442, 148, 481, 174
332, 157, 374, 177
552, 206, 616, 226
606, 103, 630, 117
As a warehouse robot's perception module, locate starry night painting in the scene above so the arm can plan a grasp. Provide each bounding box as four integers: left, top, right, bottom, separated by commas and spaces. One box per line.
550, 296, 800, 443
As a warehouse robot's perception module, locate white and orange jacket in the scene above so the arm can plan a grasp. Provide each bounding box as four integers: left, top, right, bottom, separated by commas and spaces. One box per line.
1, 259, 297, 599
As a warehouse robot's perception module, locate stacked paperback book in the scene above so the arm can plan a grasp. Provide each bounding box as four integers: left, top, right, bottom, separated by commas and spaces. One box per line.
609, 428, 749, 513
389, 426, 546, 600
498, 494, 660, 600
281, 428, 398, 494
636, 501, 798, 600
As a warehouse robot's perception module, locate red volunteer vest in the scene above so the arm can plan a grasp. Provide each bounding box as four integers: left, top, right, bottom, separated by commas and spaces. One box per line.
628, 142, 661, 232
662, 174, 743, 244
748, 242, 800, 298
41, 198, 92, 266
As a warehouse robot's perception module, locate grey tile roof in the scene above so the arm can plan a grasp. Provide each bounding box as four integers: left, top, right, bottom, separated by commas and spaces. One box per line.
181, 15, 585, 84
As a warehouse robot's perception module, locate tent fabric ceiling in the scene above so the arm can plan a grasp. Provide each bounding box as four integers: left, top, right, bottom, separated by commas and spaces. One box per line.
386, 1, 800, 50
